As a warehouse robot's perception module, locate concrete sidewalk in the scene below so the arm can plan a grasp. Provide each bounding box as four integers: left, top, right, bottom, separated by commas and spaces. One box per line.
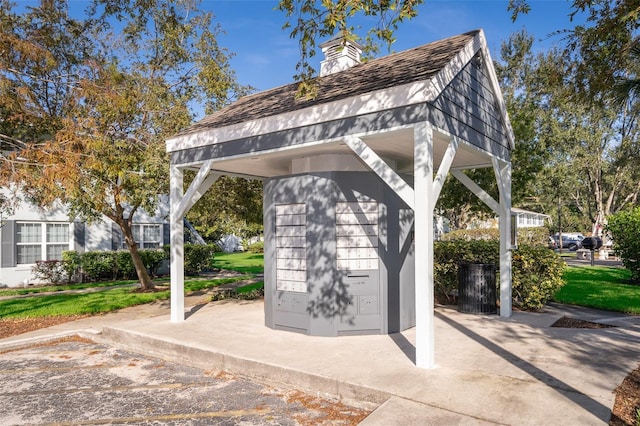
2, 299, 640, 425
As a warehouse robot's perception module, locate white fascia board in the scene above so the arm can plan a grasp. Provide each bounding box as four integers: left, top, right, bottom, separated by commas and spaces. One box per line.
166, 36, 483, 154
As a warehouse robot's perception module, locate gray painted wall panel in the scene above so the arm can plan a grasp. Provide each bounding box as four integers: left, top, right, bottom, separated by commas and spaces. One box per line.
264, 171, 415, 336
426, 107, 511, 161
431, 96, 507, 147
445, 76, 503, 125
434, 60, 509, 152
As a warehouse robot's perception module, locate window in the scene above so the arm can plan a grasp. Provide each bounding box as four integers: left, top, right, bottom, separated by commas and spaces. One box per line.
46, 223, 70, 260
17, 223, 42, 264
16, 222, 69, 264
131, 224, 161, 249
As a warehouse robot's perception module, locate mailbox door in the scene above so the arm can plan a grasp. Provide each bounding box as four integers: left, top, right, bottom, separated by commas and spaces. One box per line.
336, 202, 381, 334
273, 203, 309, 333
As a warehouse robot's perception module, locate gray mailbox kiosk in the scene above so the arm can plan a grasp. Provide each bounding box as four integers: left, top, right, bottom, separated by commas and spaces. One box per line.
263, 155, 415, 336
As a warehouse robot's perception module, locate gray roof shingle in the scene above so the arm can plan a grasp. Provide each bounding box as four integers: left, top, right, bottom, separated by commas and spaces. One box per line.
174, 30, 478, 138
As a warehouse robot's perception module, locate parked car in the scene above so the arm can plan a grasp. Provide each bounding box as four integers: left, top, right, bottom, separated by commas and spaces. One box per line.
548, 236, 558, 250
552, 233, 585, 251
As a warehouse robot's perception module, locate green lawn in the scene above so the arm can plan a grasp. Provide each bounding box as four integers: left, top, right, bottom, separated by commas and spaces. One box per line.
213, 251, 264, 274
4, 252, 638, 319
554, 266, 640, 313
0, 276, 250, 319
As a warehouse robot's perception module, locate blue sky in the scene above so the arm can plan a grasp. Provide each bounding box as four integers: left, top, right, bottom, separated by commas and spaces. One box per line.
206, 0, 587, 91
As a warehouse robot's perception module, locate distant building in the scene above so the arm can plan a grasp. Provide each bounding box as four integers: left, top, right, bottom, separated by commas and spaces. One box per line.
470, 208, 549, 230
0, 192, 170, 287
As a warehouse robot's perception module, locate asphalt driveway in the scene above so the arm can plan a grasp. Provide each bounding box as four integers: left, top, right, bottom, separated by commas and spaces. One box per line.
0, 336, 368, 425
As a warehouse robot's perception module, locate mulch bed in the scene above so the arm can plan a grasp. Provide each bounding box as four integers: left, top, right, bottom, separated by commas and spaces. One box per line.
0, 316, 88, 340
550, 316, 616, 329
611, 366, 640, 425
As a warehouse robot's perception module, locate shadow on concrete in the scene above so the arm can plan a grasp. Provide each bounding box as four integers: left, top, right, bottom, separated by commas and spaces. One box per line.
389, 332, 416, 364
435, 310, 610, 422
185, 303, 208, 320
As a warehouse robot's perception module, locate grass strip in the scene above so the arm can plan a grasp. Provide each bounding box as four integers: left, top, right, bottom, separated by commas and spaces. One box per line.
554, 266, 640, 314
236, 281, 264, 294
0, 280, 142, 297
0, 276, 248, 319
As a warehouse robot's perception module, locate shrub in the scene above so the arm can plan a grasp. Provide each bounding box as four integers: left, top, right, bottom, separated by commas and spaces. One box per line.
32, 260, 69, 285
62, 251, 82, 282
182, 244, 217, 276
139, 249, 168, 277
433, 239, 565, 310
511, 245, 565, 310
61, 248, 169, 283
434, 239, 499, 303
114, 250, 136, 279
246, 241, 264, 253
81, 251, 116, 281
606, 207, 640, 283
441, 226, 550, 247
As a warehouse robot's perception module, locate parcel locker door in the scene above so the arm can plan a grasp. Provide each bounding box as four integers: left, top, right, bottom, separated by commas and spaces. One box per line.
336, 202, 381, 334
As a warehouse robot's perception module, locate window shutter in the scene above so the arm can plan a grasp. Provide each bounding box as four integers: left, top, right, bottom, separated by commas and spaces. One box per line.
1, 220, 16, 267
163, 223, 170, 247
74, 222, 85, 253
111, 222, 123, 250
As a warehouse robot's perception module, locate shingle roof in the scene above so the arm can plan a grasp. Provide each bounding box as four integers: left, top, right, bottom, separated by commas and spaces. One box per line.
174, 30, 478, 138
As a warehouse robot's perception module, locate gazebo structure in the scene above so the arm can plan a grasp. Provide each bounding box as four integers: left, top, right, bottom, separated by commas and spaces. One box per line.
166, 29, 515, 369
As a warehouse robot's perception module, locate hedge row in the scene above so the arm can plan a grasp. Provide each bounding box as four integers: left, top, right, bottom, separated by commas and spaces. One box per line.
33, 244, 218, 284
434, 238, 565, 310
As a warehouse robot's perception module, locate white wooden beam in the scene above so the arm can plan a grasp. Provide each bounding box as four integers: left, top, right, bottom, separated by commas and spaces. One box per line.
493, 158, 513, 317
170, 164, 185, 322
175, 159, 220, 219
344, 136, 415, 210
414, 122, 435, 369
432, 136, 458, 201
450, 170, 500, 214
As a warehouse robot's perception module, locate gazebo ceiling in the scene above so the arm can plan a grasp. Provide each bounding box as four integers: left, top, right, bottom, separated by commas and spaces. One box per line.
186, 127, 494, 179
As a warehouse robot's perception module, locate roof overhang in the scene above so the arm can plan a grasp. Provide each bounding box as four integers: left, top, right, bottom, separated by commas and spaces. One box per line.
166, 30, 514, 157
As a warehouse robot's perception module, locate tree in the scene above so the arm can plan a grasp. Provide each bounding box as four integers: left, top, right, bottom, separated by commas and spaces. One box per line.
509, 0, 640, 104
614, 39, 640, 107
493, 30, 640, 238
0, 0, 243, 289
606, 207, 640, 282
186, 176, 263, 243
277, 0, 423, 97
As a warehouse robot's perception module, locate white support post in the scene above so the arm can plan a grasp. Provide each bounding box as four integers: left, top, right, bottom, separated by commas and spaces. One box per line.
492, 158, 512, 317
414, 122, 435, 369
170, 164, 185, 322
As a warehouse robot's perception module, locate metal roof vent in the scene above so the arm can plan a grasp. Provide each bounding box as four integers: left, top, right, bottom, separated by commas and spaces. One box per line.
319, 35, 363, 76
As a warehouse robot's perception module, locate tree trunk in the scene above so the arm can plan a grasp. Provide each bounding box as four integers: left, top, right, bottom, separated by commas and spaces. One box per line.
119, 221, 155, 290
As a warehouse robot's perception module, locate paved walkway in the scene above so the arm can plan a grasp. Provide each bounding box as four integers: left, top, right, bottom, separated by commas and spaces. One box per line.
2, 296, 639, 425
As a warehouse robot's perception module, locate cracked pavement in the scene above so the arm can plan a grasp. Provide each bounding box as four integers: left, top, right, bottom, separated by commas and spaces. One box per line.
0, 336, 368, 425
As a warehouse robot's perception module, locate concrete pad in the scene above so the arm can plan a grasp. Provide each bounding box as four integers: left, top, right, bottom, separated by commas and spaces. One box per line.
360, 396, 494, 425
